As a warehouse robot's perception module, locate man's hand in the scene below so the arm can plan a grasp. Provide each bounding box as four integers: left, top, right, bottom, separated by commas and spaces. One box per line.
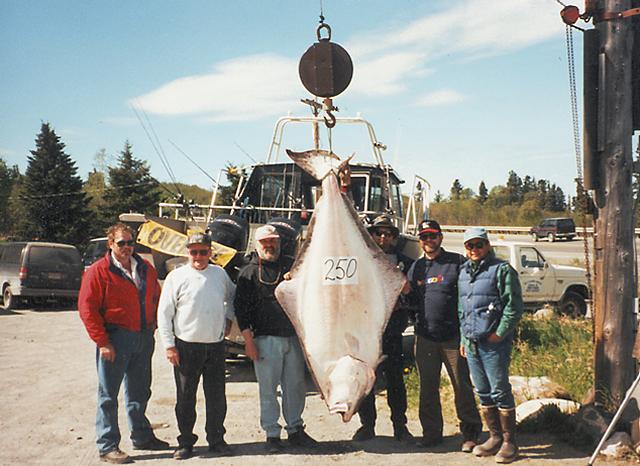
487, 333, 503, 344
459, 344, 466, 358
224, 319, 233, 338
166, 347, 180, 366
242, 329, 259, 361
401, 279, 411, 295
99, 343, 116, 362
283, 272, 292, 281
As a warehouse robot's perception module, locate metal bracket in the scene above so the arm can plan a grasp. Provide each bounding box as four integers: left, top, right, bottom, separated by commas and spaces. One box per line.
600, 7, 640, 21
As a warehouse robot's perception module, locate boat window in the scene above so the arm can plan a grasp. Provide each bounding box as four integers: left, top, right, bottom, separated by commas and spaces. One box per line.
369, 177, 384, 213
350, 175, 367, 212
391, 183, 403, 218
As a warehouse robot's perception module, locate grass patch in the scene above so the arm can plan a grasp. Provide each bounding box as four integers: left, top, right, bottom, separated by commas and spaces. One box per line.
405, 315, 593, 417
512, 315, 593, 402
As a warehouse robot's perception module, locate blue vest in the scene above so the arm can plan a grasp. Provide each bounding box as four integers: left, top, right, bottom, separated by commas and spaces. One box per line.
458, 254, 504, 341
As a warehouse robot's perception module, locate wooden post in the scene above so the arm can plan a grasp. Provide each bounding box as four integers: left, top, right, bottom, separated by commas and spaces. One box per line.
591, 0, 637, 406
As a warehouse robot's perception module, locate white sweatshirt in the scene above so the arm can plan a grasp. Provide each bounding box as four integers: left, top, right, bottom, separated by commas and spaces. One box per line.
157, 264, 236, 348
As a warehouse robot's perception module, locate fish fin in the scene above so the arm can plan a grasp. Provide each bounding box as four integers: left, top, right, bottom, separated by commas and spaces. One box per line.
286, 149, 349, 180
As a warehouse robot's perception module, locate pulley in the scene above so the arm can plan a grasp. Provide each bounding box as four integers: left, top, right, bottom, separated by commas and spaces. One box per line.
298, 22, 353, 98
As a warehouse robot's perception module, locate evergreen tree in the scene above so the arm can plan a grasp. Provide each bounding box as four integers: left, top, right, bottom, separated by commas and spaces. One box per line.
18, 122, 94, 244
506, 170, 523, 204
0, 157, 19, 236
522, 175, 536, 195
433, 190, 444, 203
450, 179, 463, 200
104, 141, 160, 222
477, 180, 488, 204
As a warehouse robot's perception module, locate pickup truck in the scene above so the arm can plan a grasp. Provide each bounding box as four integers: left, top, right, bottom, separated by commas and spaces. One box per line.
491, 241, 589, 316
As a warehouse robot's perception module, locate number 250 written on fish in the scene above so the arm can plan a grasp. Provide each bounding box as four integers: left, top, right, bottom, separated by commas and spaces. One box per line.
323, 257, 358, 285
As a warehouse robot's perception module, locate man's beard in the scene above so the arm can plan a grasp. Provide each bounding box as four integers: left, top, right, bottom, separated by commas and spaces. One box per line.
257, 243, 280, 262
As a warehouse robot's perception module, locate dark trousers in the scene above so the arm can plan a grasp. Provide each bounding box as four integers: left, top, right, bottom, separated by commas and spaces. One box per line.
414, 334, 482, 440
173, 339, 227, 448
357, 333, 408, 428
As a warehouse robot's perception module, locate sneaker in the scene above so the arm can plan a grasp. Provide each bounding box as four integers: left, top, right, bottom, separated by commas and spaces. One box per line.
461, 439, 478, 453
265, 437, 284, 454
288, 428, 318, 448
100, 448, 133, 464
208, 440, 232, 456
173, 446, 192, 460
352, 425, 375, 441
132, 435, 170, 450
393, 425, 414, 443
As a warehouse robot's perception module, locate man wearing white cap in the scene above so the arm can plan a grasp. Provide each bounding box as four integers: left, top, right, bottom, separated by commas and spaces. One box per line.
458, 227, 523, 464
157, 232, 236, 460
234, 225, 317, 453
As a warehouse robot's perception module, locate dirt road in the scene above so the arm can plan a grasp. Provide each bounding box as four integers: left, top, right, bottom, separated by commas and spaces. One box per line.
0, 308, 598, 465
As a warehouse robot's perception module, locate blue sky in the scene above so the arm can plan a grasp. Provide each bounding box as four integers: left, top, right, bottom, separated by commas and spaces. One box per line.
1, 0, 582, 199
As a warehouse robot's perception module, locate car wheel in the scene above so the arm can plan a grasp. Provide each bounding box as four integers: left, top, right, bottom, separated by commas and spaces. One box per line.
532, 233, 539, 242
547, 232, 555, 242
2, 286, 13, 311
559, 291, 587, 317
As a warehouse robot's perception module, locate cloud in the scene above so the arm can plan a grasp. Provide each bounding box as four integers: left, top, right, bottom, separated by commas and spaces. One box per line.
131, 54, 303, 122
131, 0, 561, 122
415, 89, 465, 107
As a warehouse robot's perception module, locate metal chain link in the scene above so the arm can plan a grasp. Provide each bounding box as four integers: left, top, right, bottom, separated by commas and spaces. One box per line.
565, 23, 594, 315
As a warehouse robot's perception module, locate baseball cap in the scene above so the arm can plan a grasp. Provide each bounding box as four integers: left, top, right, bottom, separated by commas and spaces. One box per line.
463, 227, 489, 243
187, 232, 211, 246
254, 225, 280, 242
418, 220, 442, 235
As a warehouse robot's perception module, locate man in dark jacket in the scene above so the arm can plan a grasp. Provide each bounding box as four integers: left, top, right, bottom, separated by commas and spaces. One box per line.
79, 223, 169, 464
458, 227, 523, 464
234, 225, 317, 453
351, 215, 414, 443
407, 220, 481, 451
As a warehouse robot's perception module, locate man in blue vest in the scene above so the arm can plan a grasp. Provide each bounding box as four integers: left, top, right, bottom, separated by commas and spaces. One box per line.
407, 220, 481, 451
458, 227, 523, 464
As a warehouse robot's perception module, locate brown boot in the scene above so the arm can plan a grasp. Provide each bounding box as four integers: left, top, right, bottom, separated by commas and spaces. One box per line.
472, 406, 503, 457
495, 408, 518, 463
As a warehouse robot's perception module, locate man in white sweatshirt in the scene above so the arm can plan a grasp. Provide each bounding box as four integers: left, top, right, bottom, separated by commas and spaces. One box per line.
158, 232, 236, 460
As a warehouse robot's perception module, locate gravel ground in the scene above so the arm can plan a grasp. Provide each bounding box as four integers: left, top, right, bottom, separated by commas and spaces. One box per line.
0, 307, 605, 465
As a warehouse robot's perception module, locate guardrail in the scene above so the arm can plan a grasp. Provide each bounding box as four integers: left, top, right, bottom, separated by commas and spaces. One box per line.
435, 225, 640, 238
401, 223, 640, 238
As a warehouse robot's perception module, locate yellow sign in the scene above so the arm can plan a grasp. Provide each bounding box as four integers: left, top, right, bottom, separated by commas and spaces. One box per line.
137, 220, 237, 268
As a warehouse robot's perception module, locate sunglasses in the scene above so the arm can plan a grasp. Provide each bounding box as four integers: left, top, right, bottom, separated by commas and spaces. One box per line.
373, 229, 396, 237
419, 233, 440, 240
115, 239, 135, 247
465, 241, 487, 250
189, 248, 210, 257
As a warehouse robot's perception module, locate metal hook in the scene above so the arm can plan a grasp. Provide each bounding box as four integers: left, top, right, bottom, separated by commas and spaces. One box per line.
324, 111, 336, 128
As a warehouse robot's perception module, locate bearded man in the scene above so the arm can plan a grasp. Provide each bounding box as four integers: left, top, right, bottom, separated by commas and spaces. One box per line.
234, 225, 317, 453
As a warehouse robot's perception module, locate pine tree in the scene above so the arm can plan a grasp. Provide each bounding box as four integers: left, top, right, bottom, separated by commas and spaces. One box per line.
506, 170, 523, 204
433, 190, 444, 203
450, 179, 463, 200
104, 141, 160, 222
0, 157, 19, 236
477, 180, 488, 204
18, 122, 94, 243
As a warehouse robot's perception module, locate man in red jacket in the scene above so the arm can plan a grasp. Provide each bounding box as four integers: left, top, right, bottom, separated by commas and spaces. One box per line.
79, 223, 169, 464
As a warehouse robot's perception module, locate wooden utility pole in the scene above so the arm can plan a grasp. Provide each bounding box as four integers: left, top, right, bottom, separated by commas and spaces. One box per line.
590, 0, 637, 406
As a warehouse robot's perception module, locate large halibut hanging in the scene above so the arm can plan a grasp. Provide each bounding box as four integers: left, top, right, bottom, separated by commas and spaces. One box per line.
275, 149, 407, 422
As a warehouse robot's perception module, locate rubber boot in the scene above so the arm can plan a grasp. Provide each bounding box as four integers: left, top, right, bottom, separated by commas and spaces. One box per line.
495, 408, 518, 463
472, 406, 503, 457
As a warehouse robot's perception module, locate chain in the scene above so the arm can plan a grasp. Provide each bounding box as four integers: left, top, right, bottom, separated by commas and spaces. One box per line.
565, 23, 594, 317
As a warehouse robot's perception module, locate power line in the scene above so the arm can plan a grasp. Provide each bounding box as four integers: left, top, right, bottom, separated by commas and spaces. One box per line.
2, 179, 159, 201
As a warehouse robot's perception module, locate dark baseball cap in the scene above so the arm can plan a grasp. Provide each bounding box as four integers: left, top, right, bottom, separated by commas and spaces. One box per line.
418, 220, 442, 235
187, 232, 212, 247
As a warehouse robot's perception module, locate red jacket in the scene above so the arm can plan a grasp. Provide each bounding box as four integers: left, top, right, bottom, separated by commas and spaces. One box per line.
79, 252, 161, 347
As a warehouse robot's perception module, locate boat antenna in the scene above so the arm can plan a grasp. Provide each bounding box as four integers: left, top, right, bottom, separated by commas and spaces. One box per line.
168, 139, 220, 188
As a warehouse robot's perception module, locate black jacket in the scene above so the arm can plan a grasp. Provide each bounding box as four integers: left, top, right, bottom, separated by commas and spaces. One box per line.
383, 252, 414, 339
407, 248, 465, 342
234, 253, 296, 337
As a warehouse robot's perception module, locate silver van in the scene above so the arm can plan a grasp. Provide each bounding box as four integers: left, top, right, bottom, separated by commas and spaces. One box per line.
0, 242, 83, 310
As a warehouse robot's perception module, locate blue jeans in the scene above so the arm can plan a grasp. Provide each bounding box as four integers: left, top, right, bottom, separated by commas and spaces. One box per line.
464, 336, 515, 409
253, 335, 306, 438
96, 326, 155, 454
